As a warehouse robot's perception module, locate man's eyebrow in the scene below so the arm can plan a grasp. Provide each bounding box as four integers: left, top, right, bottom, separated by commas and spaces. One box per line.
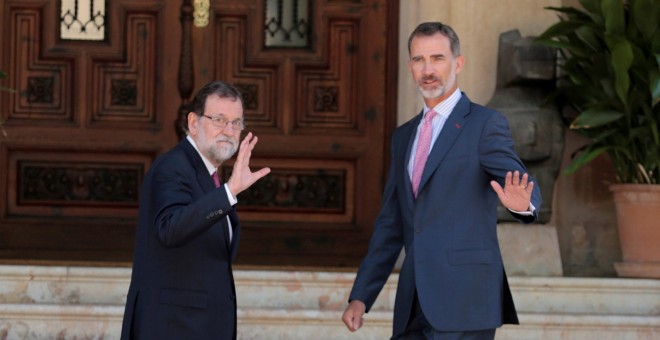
410, 52, 446, 59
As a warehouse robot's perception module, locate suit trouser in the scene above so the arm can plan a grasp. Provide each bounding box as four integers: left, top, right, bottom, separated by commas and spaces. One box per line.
391, 289, 496, 340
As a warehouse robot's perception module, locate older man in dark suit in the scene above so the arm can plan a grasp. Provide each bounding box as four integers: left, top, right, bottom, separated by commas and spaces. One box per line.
342, 22, 542, 339
121, 81, 270, 339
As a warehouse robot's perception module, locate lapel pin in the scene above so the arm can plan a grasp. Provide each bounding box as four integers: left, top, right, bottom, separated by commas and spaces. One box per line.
455, 123, 461, 129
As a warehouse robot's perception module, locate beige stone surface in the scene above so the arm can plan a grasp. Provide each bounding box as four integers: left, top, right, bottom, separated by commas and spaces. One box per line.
498, 223, 563, 277
1, 266, 659, 339
398, 0, 561, 122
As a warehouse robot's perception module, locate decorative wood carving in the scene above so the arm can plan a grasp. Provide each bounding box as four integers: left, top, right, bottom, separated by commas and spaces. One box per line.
216, 15, 279, 129
296, 20, 358, 130
0, 0, 180, 263
91, 13, 158, 125
8, 7, 73, 122
208, 0, 397, 266
0, 0, 398, 266
6, 148, 152, 219
27, 77, 55, 103
234, 82, 259, 110
110, 79, 138, 106
313, 86, 339, 112
221, 157, 354, 221
19, 162, 141, 205
175, 0, 195, 138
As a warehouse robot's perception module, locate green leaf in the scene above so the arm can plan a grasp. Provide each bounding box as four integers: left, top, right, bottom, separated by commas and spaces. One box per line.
579, 0, 601, 16
537, 20, 585, 40
564, 146, 608, 174
541, 2, 660, 183
632, 0, 659, 40
535, 37, 578, 50
0, 71, 6, 79
651, 68, 660, 106
544, 6, 588, 18
570, 108, 624, 129
575, 25, 601, 51
609, 38, 634, 104
601, 0, 625, 35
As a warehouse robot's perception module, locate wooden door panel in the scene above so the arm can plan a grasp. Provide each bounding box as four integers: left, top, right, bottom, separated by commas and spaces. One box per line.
0, 0, 397, 267
0, 0, 180, 263
205, 0, 397, 267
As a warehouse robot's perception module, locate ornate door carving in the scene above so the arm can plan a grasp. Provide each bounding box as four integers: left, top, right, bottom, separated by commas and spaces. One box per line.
0, 0, 398, 267
0, 0, 181, 262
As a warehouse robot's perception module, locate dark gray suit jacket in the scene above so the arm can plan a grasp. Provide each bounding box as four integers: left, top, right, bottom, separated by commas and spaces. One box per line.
121, 138, 240, 340
349, 94, 542, 336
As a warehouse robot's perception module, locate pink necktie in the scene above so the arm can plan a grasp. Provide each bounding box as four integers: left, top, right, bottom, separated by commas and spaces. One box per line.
212, 171, 221, 188
412, 110, 437, 197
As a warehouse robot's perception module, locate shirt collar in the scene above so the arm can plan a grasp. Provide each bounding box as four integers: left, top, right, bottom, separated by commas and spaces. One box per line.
423, 87, 462, 118
186, 135, 217, 175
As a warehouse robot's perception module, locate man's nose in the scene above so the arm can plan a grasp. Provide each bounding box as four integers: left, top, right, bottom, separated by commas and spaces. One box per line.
421, 61, 433, 75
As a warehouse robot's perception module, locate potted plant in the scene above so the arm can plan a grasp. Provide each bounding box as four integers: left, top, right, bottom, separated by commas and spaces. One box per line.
537, 0, 660, 278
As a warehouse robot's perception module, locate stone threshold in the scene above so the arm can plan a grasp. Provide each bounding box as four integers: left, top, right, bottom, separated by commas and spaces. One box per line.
0, 265, 659, 339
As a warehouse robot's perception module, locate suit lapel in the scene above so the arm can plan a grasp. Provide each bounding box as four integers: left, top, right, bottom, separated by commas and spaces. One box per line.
401, 112, 423, 209
416, 95, 470, 195
182, 138, 238, 259
181, 139, 216, 193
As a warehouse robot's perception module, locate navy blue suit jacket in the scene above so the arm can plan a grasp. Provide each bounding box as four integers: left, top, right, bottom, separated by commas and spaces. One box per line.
121, 138, 240, 340
349, 94, 542, 335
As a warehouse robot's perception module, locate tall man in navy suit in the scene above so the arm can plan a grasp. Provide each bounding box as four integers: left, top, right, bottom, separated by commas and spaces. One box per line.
121, 81, 270, 339
342, 22, 542, 339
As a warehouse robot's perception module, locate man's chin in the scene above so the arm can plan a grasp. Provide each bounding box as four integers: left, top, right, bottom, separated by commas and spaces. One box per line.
219, 149, 238, 161
419, 87, 444, 100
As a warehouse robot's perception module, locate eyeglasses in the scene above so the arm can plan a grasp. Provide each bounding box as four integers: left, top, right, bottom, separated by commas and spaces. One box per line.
201, 115, 246, 131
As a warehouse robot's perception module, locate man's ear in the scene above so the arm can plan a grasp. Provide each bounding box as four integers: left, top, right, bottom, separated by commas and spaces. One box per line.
455, 55, 465, 74
187, 112, 199, 135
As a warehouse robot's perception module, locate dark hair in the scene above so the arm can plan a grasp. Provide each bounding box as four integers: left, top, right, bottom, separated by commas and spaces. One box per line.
407, 22, 461, 57
189, 81, 243, 116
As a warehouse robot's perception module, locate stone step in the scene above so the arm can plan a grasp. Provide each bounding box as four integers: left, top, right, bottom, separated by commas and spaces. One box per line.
0, 265, 659, 339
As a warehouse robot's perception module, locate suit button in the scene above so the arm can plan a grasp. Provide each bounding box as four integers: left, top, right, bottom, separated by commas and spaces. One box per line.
217, 209, 223, 215
415, 228, 421, 233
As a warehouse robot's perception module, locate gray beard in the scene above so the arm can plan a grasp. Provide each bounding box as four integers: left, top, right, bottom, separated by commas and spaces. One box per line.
210, 142, 238, 164
418, 86, 446, 100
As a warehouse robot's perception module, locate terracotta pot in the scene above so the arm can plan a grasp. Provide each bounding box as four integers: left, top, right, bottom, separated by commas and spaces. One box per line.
610, 184, 660, 278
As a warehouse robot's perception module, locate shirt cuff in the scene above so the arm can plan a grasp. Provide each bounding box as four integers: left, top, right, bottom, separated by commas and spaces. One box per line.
508, 202, 535, 216
224, 183, 238, 206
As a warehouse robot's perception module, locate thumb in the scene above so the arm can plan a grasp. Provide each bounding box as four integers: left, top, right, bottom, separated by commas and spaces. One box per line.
254, 167, 271, 179
349, 310, 363, 331
490, 180, 504, 197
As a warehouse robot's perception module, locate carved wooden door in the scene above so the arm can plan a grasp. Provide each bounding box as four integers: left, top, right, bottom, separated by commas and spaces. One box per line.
194, 0, 399, 267
0, 0, 398, 268
0, 0, 182, 263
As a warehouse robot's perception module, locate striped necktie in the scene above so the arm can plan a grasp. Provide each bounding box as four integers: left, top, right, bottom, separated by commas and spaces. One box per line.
411, 110, 437, 197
